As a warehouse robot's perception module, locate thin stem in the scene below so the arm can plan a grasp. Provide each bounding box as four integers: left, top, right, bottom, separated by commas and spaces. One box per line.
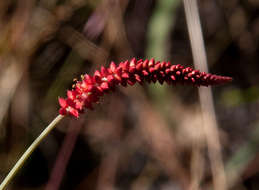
0, 114, 64, 190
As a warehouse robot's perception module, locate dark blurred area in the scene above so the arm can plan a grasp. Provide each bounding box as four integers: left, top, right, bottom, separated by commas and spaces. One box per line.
0, 0, 259, 189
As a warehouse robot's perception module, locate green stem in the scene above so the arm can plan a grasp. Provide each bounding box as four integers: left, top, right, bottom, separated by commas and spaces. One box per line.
0, 114, 64, 190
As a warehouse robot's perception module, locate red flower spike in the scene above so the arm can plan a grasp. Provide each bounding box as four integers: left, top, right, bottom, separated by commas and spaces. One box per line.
136, 62, 143, 71
59, 97, 67, 108
127, 79, 136, 86
165, 68, 171, 74
107, 75, 115, 84
115, 67, 122, 75
118, 62, 124, 69
142, 59, 149, 69
75, 100, 84, 110
100, 82, 109, 91
88, 94, 99, 103
175, 65, 180, 70
130, 58, 136, 67
171, 75, 176, 81
114, 74, 122, 82
149, 67, 156, 73
94, 70, 102, 83
129, 65, 136, 73
159, 71, 165, 78
68, 107, 79, 118
109, 62, 116, 73
58, 58, 232, 118
137, 59, 143, 64
187, 72, 194, 78
142, 70, 149, 76
161, 61, 166, 69
148, 59, 155, 67
170, 65, 176, 72
84, 74, 94, 85
123, 60, 130, 71
101, 66, 108, 76
59, 108, 67, 115
67, 90, 77, 100
154, 63, 161, 71
122, 73, 130, 79
80, 81, 88, 90
165, 62, 171, 68
66, 98, 76, 107
135, 74, 142, 83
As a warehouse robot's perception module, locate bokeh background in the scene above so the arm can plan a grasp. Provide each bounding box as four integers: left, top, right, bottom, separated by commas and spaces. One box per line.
0, 0, 259, 189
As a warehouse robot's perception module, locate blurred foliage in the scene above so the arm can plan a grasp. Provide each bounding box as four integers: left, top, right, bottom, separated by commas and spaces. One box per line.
0, 0, 259, 190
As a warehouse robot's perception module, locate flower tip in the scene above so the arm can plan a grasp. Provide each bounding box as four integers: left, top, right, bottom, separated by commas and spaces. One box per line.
226, 76, 233, 82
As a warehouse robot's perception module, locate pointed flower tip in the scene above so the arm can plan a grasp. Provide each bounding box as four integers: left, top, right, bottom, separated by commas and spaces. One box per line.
59, 58, 232, 118
226, 76, 233, 82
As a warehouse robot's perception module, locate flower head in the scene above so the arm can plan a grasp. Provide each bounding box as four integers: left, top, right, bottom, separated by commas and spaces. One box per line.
59, 58, 232, 117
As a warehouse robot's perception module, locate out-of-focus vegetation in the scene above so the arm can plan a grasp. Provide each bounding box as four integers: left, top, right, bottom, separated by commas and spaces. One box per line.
0, 0, 259, 189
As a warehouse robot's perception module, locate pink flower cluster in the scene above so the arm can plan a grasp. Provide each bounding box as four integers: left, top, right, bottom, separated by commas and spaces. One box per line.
58, 58, 232, 117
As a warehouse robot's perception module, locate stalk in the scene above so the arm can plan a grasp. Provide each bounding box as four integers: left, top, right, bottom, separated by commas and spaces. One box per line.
0, 114, 64, 190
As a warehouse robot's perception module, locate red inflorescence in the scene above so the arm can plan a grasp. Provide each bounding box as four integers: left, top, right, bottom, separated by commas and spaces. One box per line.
58, 58, 232, 117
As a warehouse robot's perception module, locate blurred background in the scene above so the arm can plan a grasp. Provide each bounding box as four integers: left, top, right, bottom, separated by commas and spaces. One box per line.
0, 0, 259, 189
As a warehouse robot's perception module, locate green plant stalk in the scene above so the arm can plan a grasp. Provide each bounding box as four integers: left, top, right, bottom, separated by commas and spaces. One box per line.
0, 114, 64, 190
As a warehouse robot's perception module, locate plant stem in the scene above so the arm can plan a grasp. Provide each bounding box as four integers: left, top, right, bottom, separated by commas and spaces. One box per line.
0, 114, 64, 190
183, 0, 227, 189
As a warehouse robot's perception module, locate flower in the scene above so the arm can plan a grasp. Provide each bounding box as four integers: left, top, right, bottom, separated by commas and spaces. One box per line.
58, 58, 232, 117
